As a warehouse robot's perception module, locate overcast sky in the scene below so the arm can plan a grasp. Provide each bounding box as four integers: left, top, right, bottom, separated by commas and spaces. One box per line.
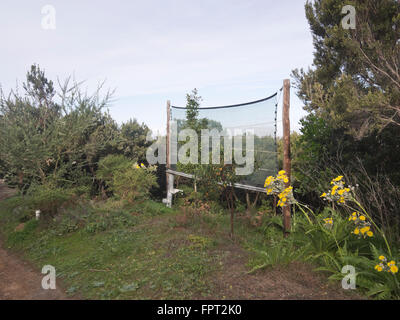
0, 0, 314, 134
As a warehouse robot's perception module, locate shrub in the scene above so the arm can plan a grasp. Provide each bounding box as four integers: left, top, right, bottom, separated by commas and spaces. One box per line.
97, 155, 131, 187
25, 184, 78, 217
113, 164, 158, 203
97, 154, 158, 203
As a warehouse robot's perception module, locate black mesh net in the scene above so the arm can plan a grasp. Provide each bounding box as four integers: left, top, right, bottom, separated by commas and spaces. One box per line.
169, 93, 279, 189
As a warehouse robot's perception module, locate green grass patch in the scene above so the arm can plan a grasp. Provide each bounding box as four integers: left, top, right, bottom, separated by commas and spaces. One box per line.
0, 196, 239, 299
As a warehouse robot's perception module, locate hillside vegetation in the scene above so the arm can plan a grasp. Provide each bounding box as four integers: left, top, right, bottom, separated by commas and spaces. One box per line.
1, 0, 400, 300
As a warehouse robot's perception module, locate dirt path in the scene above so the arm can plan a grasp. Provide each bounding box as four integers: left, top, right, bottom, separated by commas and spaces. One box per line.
0, 244, 69, 299
207, 244, 361, 300
0, 181, 69, 300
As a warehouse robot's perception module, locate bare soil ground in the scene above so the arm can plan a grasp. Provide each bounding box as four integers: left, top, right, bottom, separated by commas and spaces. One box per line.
0, 244, 69, 300
206, 243, 361, 300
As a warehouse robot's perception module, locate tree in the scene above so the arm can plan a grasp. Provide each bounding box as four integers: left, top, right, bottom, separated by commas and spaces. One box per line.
185, 88, 202, 131
291, 1, 400, 227
0, 64, 116, 193
118, 119, 151, 164
177, 88, 204, 176
293, 0, 400, 137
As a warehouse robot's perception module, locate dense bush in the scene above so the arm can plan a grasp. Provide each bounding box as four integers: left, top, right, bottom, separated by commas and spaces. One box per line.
97, 154, 158, 203
291, 114, 400, 242
97, 155, 132, 189
0, 64, 154, 198
1, 184, 83, 221
25, 184, 81, 217
113, 165, 158, 203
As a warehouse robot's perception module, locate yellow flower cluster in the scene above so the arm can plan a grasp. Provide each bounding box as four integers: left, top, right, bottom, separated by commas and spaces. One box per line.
264, 171, 289, 194
135, 163, 146, 169
375, 256, 399, 274
323, 217, 333, 229
320, 176, 352, 204
278, 186, 293, 208
264, 176, 275, 195
276, 170, 289, 184
264, 171, 293, 207
353, 226, 373, 237
349, 212, 373, 238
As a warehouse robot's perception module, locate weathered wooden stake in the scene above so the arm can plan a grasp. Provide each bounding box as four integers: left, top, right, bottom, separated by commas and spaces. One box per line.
282, 79, 292, 237
165, 100, 173, 207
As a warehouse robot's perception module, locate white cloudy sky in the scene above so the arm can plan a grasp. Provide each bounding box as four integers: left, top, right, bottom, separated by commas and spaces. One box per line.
0, 0, 314, 134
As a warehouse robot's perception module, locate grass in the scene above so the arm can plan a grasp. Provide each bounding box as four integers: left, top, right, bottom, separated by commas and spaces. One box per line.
0, 195, 281, 300
0, 193, 361, 300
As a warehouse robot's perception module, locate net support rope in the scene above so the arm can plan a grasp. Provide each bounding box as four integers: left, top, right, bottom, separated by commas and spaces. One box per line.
274, 87, 283, 172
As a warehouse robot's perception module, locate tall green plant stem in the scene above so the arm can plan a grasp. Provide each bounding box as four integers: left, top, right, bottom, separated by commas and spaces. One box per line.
294, 202, 314, 225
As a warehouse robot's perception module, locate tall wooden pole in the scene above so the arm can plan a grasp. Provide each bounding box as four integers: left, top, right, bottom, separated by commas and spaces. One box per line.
282, 79, 291, 236
166, 100, 171, 203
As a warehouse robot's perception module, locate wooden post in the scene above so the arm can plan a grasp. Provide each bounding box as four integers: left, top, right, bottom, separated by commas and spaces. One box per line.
282, 79, 291, 236
166, 101, 171, 170
166, 100, 172, 207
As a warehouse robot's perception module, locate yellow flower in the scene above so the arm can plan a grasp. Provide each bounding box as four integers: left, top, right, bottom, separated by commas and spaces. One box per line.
388, 261, 396, 267
360, 226, 370, 235
278, 170, 286, 175
338, 189, 346, 196
333, 176, 344, 182
135, 165, 140, 169
264, 176, 274, 187
390, 265, 399, 274
376, 266, 383, 272
331, 185, 339, 195
353, 228, 360, 235
352, 212, 357, 216
367, 231, 373, 237
140, 163, 145, 168
277, 174, 289, 183
321, 193, 327, 198
359, 216, 366, 221
379, 256, 385, 261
